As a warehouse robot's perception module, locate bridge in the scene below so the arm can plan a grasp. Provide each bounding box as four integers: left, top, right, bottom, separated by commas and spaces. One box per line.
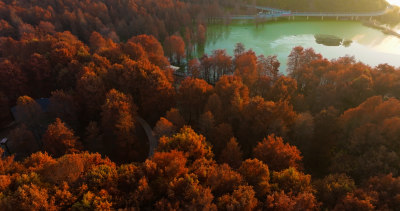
224, 5, 389, 20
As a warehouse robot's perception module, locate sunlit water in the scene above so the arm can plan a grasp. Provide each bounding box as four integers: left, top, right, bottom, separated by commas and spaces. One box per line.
387, 0, 400, 33
203, 21, 400, 73
387, 0, 400, 7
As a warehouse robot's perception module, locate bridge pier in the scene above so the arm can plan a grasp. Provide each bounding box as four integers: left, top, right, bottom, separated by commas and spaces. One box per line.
336, 16, 338, 21
370, 16, 372, 21
307, 16, 309, 20
321, 16, 324, 21
351, 16, 354, 21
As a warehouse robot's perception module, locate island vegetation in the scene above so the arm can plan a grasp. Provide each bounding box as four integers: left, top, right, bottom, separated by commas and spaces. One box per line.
1, 0, 400, 210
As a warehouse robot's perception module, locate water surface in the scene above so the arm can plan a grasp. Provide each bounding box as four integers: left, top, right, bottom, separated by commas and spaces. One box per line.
387, 0, 400, 7
203, 21, 400, 72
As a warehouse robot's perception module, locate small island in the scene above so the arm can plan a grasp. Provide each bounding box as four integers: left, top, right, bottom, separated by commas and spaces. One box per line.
314, 34, 353, 47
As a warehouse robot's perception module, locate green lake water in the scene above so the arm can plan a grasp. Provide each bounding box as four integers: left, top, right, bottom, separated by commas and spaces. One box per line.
203, 20, 400, 73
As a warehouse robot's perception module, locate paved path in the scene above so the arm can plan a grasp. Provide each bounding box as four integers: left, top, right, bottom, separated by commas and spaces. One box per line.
136, 117, 157, 158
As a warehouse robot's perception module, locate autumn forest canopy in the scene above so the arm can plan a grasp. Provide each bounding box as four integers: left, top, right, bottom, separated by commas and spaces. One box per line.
1, 0, 400, 210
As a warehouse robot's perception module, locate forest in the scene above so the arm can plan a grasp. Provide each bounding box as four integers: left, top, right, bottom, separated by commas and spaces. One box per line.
1, 0, 400, 210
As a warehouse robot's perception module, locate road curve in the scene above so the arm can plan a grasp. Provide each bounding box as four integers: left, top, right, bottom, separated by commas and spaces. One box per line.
136, 117, 157, 158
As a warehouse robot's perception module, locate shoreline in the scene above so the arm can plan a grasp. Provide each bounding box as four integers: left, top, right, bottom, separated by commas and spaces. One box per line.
362, 20, 400, 37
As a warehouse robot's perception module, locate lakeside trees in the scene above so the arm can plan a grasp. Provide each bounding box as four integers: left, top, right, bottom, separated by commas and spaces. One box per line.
1, 0, 400, 209
1, 27, 400, 208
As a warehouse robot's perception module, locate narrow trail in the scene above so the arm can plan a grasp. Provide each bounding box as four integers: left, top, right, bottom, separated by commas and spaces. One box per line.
136, 117, 157, 158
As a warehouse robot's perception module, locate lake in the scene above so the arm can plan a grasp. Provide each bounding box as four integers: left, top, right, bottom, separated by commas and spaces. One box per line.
203, 20, 400, 73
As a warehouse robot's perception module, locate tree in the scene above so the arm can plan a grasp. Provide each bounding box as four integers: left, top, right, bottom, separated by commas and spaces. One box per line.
206, 164, 244, 197
219, 138, 243, 169
165, 108, 185, 129
157, 126, 213, 162
292, 112, 314, 157
48, 90, 78, 130
210, 49, 232, 82
239, 159, 270, 198
217, 185, 258, 211
215, 76, 249, 125
360, 174, 400, 210
210, 123, 234, 156
113, 59, 175, 122
188, 59, 201, 78
271, 167, 314, 195
42, 118, 82, 157
23, 53, 53, 97
334, 190, 375, 211
8, 125, 38, 159
287, 46, 304, 75
89, 31, 107, 53
234, 50, 258, 87
0, 60, 27, 102
128, 34, 169, 67
234, 43, 245, 57
265, 190, 319, 211
163, 35, 185, 65
153, 117, 176, 139
100, 89, 137, 161
84, 121, 103, 153
287, 47, 322, 79
0, 92, 11, 127
72, 190, 112, 210
76, 69, 106, 121
253, 135, 302, 171
239, 97, 296, 152
205, 93, 222, 121
257, 55, 280, 79
148, 150, 189, 197
122, 41, 147, 61
4, 184, 56, 210
83, 164, 118, 193
41, 154, 86, 186
177, 77, 213, 122
14, 96, 45, 136
197, 24, 206, 46
314, 174, 356, 209
269, 76, 297, 102
333, 96, 400, 181
155, 174, 216, 210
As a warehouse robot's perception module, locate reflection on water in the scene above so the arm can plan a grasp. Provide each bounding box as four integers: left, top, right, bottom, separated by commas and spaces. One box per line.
314, 34, 345, 46
387, 0, 400, 7
203, 21, 400, 73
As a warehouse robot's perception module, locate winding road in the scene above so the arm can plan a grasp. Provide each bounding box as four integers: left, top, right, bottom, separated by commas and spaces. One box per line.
136, 117, 157, 158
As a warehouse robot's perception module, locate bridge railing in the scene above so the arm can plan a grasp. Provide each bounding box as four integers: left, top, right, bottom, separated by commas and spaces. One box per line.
245, 4, 387, 16
292, 11, 386, 15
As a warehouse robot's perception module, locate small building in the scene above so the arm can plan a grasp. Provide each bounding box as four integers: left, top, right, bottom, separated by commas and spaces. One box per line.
0, 137, 10, 156
168, 65, 180, 72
